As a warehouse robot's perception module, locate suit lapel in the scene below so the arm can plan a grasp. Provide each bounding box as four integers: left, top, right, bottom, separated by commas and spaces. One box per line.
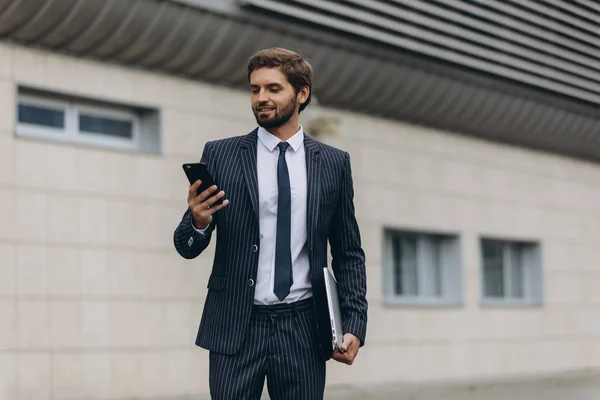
240, 130, 260, 223
304, 134, 321, 254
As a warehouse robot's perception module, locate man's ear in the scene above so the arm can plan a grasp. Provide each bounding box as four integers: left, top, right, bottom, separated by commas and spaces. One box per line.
298, 86, 310, 105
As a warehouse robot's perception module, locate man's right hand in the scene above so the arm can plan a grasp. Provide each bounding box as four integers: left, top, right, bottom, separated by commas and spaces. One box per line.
188, 180, 229, 229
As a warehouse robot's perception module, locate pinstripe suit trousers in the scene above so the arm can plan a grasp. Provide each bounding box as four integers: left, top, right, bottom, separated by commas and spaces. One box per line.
209, 299, 326, 400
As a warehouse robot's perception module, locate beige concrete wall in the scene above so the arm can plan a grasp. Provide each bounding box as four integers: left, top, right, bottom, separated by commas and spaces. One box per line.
324, 117, 600, 385
1, 42, 599, 399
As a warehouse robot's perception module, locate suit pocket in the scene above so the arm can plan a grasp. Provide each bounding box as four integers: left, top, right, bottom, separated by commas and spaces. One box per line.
321, 191, 337, 204
207, 275, 226, 291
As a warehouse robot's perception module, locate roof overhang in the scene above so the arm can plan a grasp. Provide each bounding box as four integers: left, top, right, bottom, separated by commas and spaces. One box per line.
1, 0, 600, 162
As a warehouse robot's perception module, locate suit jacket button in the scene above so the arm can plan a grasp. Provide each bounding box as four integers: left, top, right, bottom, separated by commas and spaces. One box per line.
251, 244, 258, 253
248, 279, 254, 287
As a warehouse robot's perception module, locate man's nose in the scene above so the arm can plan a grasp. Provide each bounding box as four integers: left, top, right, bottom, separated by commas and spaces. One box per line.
257, 90, 269, 103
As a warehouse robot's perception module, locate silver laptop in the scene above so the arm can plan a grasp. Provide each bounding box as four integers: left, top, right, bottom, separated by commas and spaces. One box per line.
323, 267, 344, 352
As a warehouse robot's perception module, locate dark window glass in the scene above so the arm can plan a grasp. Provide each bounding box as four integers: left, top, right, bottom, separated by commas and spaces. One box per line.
18, 104, 65, 128
392, 232, 418, 296
483, 240, 504, 298
79, 114, 133, 139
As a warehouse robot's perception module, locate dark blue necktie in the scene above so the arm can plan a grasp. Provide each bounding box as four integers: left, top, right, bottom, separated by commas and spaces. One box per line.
274, 142, 293, 301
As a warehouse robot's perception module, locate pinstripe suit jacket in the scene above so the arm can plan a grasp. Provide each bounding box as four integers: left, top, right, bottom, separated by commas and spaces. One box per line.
173, 129, 367, 360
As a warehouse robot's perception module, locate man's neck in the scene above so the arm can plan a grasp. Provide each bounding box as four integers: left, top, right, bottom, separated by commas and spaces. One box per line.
264, 118, 300, 142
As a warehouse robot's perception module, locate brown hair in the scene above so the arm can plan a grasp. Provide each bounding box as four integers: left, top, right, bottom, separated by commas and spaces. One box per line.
247, 47, 313, 113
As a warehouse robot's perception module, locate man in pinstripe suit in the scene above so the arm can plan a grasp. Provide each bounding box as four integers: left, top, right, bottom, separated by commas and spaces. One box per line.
174, 48, 367, 400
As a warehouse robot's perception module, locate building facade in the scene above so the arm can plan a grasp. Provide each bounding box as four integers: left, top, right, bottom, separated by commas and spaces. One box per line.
1, 0, 600, 398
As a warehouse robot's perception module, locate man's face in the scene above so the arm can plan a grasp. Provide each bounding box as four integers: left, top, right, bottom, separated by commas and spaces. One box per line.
249, 67, 300, 129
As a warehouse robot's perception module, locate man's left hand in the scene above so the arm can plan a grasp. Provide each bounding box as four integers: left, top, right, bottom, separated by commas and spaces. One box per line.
332, 333, 360, 365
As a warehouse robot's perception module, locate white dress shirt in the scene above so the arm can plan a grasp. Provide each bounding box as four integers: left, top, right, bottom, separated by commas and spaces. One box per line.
254, 126, 311, 305
193, 126, 312, 305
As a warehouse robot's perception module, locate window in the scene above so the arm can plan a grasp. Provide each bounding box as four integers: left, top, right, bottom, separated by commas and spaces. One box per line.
480, 238, 543, 306
384, 229, 462, 306
16, 88, 160, 153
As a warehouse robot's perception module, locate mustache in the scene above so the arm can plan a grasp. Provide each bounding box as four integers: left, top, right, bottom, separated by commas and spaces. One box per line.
255, 102, 276, 110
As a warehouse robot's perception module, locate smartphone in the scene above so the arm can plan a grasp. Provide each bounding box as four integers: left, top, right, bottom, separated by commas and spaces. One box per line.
182, 162, 223, 205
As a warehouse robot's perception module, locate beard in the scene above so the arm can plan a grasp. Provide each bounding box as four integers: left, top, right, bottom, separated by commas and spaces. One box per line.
253, 97, 297, 129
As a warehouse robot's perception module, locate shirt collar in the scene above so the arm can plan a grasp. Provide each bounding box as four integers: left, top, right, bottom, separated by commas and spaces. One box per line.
257, 125, 304, 152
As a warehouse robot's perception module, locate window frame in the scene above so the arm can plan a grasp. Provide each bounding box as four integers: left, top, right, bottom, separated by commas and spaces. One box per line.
383, 228, 463, 307
480, 237, 543, 307
16, 94, 69, 138
75, 103, 140, 150
16, 92, 141, 152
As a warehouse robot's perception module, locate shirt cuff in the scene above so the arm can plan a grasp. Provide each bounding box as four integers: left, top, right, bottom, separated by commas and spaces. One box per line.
191, 220, 209, 237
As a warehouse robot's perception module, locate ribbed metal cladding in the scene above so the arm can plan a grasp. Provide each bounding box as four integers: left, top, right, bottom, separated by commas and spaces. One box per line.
239, 0, 600, 106
1, 0, 600, 162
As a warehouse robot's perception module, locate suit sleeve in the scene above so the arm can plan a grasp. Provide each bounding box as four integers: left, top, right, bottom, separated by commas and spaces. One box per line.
329, 152, 368, 346
173, 142, 216, 259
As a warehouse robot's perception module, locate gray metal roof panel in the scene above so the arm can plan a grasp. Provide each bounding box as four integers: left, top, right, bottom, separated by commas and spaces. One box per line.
240, 0, 600, 104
